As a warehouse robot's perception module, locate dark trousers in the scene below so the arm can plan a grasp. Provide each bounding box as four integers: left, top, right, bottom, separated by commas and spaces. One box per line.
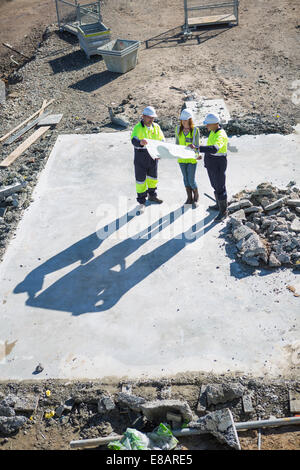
134, 153, 158, 204
204, 155, 227, 201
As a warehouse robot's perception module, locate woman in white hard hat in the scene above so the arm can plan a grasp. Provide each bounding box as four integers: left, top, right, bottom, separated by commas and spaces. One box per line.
175, 109, 200, 206
131, 106, 165, 211
196, 113, 229, 222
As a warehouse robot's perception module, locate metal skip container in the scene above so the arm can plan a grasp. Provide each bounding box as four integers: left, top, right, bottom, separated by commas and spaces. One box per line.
97, 39, 140, 74
77, 23, 111, 58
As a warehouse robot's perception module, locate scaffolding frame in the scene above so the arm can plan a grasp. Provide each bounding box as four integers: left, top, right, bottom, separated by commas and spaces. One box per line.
183, 0, 239, 35
54, 0, 102, 35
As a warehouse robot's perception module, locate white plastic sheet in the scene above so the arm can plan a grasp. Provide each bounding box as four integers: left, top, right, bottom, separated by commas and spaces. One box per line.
146, 139, 196, 160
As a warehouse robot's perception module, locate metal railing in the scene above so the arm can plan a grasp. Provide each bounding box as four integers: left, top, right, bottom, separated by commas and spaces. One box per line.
54, 0, 102, 34
183, 0, 239, 35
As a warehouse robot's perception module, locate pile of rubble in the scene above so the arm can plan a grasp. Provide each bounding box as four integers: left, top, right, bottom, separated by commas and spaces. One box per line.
226, 182, 300, 268
0, 376, 298, 450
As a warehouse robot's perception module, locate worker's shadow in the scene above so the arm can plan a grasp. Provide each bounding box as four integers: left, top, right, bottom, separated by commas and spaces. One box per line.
14, 207, 216, 315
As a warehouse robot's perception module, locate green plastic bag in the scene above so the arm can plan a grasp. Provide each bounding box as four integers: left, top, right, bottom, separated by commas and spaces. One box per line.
147, 423, 178, 450
108, 428, 149, 450
107, 440, 128, 450
108, 423, 178, 450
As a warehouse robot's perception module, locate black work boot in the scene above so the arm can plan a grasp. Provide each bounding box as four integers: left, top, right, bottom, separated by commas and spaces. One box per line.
184, 187, 193, 205
192, 188, 199, 207
148, 194, 163, 204
209, 191, 219, 211
214, 198, 228, 222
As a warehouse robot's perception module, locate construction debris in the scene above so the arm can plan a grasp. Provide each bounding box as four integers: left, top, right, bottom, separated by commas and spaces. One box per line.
140, 399, 194, 424
70, 409, 241, 450
0, 182, 26, 201
97, 395, 116, 414
234, 416, 300, 431
107, 423, 178, 450
187, 408, 241, 450
116, 392, 146, 413
33, 363, 44, 374
0, 375, 299, 450
289, 390, 300, 414
0, 99, 54, 143
38, 114, 63, 126
226, 182, 300, 268
0, 415, 27, 436
0, 126, 51, 168
3, 112, 51, 145
2, 43, 30, 59
108, 107, 129, 128
203, 383, 245, 406
242, 394, 254, 414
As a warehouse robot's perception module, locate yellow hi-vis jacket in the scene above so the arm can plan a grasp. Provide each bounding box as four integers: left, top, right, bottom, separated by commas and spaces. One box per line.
175, 125, 200, 164
131, 121, 164, 147
199, 127, 228, 156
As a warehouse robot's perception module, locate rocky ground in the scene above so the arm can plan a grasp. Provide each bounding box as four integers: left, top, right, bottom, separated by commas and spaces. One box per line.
0, 373, 299, 450
0, 0, 299, 451
224, 182, 300, 270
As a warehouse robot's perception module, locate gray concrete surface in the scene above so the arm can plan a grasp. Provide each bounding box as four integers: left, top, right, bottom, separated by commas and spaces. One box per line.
184, 98, 231, 126
0, 128, 299, 380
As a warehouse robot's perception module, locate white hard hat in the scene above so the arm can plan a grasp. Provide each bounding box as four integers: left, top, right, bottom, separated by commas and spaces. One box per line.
180, 109, 193, 121
203, 113, 220, 125
142, 106, 157, 117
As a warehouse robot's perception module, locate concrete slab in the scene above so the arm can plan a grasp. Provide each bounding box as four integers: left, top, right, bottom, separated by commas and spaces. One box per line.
184, 97, 231, 126
38, 114, 63, 126
0, 129, 299, 380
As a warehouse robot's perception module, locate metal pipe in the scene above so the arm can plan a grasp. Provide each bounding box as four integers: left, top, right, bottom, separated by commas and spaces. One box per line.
55, 0, 61, 30
257, 416, 261, 450
70, 434, 123, 449
59, 0, 77, 6
187, 3, 236, 11
235, 416, 300, 431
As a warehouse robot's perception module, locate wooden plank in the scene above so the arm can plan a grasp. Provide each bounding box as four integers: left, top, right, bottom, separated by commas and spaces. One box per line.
0, 126, 50, 168
39, 99, 47, 117
4, 112, 50, 145
2, 42, 30, 59
0, 99, 54, 143
188, 14, 236, 26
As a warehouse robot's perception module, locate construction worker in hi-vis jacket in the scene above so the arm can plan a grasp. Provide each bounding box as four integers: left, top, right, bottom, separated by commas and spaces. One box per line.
131, 106, 165, 212
175, 108, 200, 207
195, 113, 229, 222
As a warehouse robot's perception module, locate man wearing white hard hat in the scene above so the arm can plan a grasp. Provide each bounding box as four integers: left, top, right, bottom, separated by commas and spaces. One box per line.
196, 113, 229, 222
175, 109, 200, 206
131, 106, 165, 210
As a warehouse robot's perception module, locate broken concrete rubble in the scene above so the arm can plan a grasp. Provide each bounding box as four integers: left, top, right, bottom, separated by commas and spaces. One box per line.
197, 383, 245, 410
0, 182, 26, 201
98, 395, 115, 413
0, 415, 27, 436
140, 399, 194, 424
226, 183, 300, 268
188, 408, 241, 450
116, 392, 146, 413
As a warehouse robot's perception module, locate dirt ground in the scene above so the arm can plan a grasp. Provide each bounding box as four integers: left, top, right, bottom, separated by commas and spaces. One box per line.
0, 0, 299, 452
0, 0, 299, 124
